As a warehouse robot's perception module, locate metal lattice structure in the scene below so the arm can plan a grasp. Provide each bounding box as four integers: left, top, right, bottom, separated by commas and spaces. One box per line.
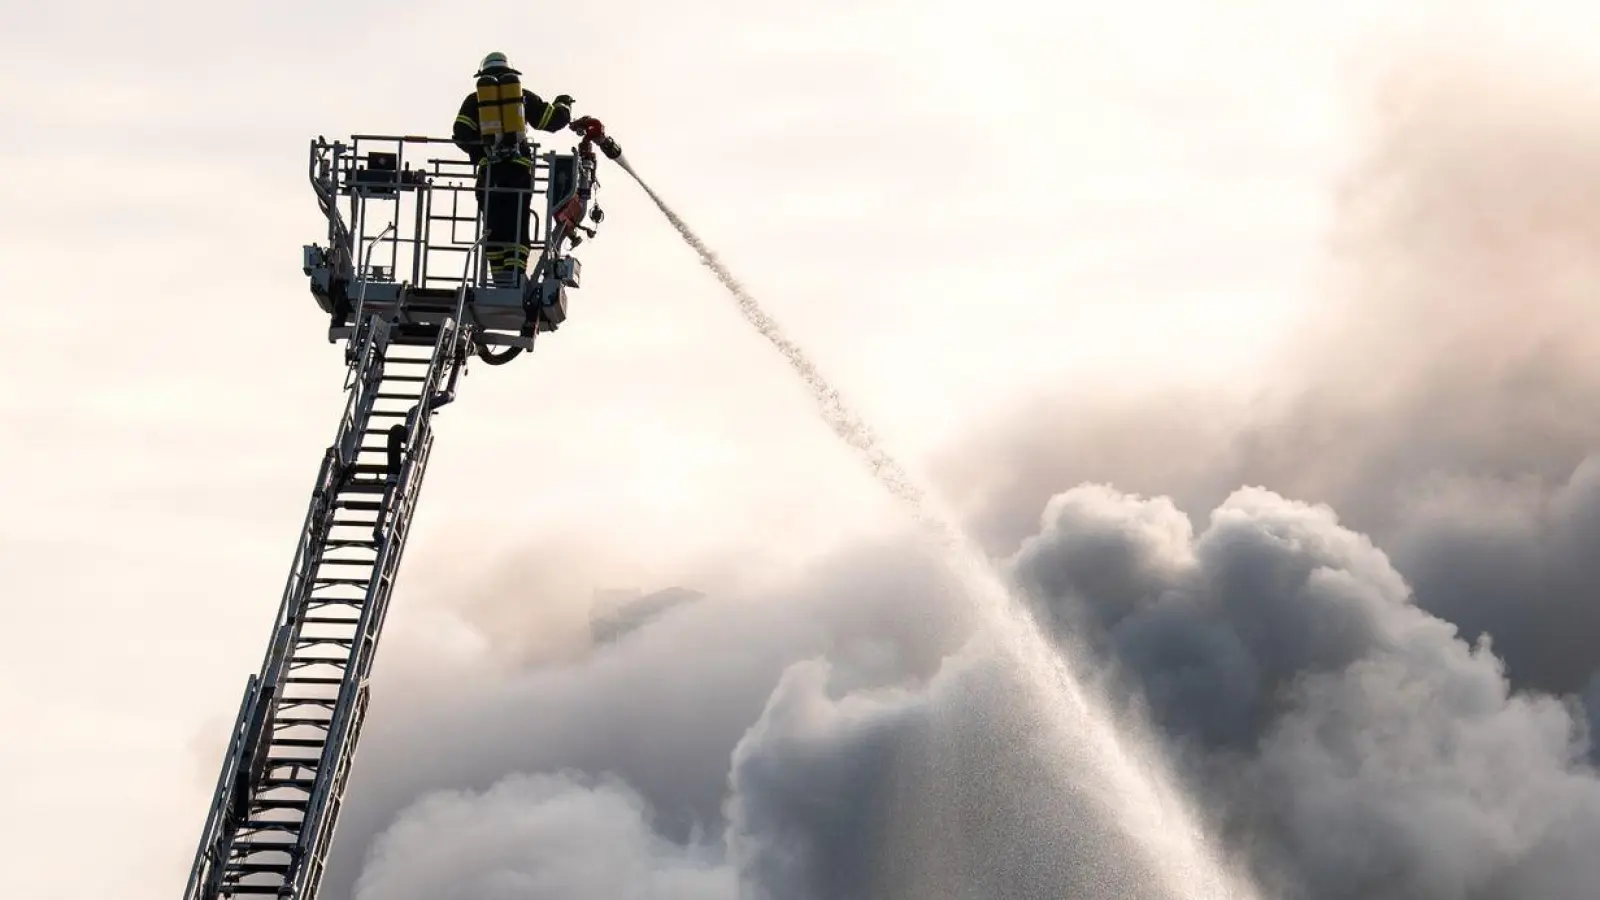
183, 131, 606, 899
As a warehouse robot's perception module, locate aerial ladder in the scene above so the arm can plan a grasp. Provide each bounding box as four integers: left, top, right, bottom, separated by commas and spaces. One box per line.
182, 118, 622, 899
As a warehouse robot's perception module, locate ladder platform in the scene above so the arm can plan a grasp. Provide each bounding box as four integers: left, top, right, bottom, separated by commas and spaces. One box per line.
322, 282, 562, 343
303, 133, 597, 361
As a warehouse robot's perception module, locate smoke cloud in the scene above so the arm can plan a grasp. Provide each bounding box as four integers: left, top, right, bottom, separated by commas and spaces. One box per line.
336, 538, 1200, 900
321, 41, 1600, 900
351, 772, 735, 900
934, 42, 1600, 899
943, 49, 1600, 700
1010, 483, 1600, 899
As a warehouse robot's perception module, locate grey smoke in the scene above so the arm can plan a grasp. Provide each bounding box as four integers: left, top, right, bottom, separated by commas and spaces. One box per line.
351, 772, 735, 900
723, 643, 1190, 900
322, 539, 980, 899
321, 46, 1600, 900
337, 539, 1199, 900
1586, 675, 1600, 750
1009, 483, 1600, 899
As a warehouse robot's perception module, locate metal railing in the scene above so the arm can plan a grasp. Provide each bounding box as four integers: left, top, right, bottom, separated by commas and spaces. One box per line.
308, 134, 561, 291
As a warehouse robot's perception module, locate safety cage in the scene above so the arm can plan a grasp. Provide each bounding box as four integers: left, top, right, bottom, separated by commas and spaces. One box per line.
301, 134, 600, 355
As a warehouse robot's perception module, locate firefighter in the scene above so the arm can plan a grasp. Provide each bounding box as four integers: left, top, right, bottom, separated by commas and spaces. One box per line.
451, 52, 575, 287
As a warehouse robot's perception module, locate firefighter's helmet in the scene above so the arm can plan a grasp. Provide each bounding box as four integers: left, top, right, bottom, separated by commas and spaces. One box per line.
477, 52, 519, 75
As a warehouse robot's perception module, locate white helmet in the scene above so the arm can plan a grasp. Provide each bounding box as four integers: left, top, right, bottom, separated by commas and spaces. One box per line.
477, 52, 512, 75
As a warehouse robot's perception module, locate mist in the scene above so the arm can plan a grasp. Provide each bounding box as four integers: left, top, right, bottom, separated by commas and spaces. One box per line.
314, 41, 1600, 900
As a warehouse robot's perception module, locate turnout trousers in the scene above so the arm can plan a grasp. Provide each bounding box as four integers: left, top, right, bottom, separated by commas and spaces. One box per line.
477, 154, 534, 287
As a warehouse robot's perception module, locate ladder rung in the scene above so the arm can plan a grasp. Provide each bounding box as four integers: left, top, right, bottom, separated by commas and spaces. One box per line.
339, 500, 382, 511
284, 676, 343, 685
235, 832, 303, 848
247, 799, 309, 813
237, 818, 300, 831
294, 649, 354, 661
287, 668, 349, 679
295, 637, 355, 648
295, 636, 355, 649
225, 851, 291, 871
321, 528, 380, 544
314, 582, 374, 597
275, 698, 336, 711
305, 597, 364, 609
270, 738, 327, 748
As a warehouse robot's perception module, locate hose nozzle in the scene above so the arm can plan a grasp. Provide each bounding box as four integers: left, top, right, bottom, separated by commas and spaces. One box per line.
572, 117, 623, 160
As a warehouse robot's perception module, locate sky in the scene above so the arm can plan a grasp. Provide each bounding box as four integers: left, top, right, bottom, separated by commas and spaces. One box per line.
4, 1, 1600, 899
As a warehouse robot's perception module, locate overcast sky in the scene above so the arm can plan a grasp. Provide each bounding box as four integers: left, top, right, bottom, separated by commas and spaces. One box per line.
4, 2, 1597, 898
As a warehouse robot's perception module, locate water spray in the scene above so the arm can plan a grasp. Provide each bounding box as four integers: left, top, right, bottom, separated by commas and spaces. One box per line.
604, 143, 1259, 900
